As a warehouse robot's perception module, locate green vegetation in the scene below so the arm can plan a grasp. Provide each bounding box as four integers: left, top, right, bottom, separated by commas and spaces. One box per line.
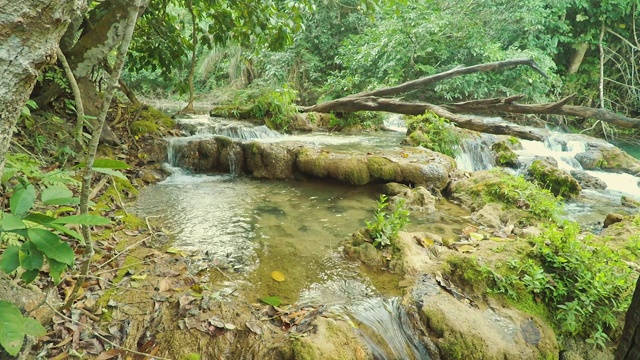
231, 85, 298, 131
484, 222, 633, 347
365, 194, 410, 248
328, 111, 384, 129
527, 159, 581, 198
404, 112, 462, 158
472, 169, 562, 223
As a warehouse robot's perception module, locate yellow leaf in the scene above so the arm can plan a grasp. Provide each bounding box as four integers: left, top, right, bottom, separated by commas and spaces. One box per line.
131, 274, 147, 281
489, 236, 509, 242
457, 245, 476, 253
271, 270, 286, 282
469, 232, 485, 241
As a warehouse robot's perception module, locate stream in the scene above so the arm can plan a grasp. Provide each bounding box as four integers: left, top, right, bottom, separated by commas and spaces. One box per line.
134, 114, 640, 359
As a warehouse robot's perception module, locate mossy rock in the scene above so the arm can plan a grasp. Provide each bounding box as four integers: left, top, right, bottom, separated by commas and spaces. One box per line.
491, 141, 519, 168
128, 104, 175, 136
209, 105, 253, 119
527, 159, 581, 198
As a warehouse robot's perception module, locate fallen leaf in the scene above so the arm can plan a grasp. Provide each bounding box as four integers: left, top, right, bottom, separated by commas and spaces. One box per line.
131, 273, 147, 281
489, 236, 509, 242
158, 278, 172, 292
414, 236, 435, 247
468, 232, 485, 241
271, 270, 285, 282
224, 323, 236, 330
457, 244, 477, 253
246, 321, 263, 335
462, 226, 478, 235
96, 349, 123, 360
261, 296, 282, 307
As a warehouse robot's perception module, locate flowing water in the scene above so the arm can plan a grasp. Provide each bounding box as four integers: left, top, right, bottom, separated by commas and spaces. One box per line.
135, 115, 445, 359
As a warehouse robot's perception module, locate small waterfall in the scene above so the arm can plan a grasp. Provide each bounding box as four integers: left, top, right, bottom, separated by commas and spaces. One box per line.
383, 114, 408, 133
176, 115, 282, 140
228, 151, 237, 177
455, 134, 498, 171
347, 297, 430, 360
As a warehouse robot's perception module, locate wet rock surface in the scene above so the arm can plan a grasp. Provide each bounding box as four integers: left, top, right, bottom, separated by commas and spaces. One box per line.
570, 170, 607, 190
174, 135, 456, 189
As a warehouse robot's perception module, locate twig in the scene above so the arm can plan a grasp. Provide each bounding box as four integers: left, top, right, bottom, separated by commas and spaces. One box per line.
111, 175, 128, 214
56, 46, 85, 143
96, 235, 151, 269
45, 302, 172, 360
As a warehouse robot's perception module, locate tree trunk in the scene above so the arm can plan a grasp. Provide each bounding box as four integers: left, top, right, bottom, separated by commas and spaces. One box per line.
616, 277, 640, 359
0, 0, 86, 177
567, 42, 589, 74
181, 0, 197, 115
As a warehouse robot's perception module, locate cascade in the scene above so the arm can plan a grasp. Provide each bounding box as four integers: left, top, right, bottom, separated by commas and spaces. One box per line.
455, 134, 498, 171
347, 297, 430, 360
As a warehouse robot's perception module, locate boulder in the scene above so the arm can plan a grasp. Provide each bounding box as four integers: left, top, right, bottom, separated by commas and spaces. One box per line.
603, 213, 624, 228
569, 170, 607, 190
414, 276, 558, 360
491, 141, 519, 168
243, 141, 296, 179
471, 203, 506, 229
621, 196, 640, 208
576, 146, 640, 175
383, 183, 437, 213
527, 159, 581, 198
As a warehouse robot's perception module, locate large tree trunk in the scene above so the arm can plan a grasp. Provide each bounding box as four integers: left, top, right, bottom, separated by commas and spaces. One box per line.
616, 277, 640, 359
0, 0, 86, 177
34, 0, 135, 145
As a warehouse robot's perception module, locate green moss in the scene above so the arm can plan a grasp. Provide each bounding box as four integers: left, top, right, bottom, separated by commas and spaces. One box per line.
439, 332, 486, 360
338, 158, 370, 185
509, 137, 520, 145
115, 211, 146, 229
491, 142, 518, 168
445, 256, 488, 294
182, 354, 201, 360
210, 105, 253, 119
423, 309, 447, 337
528, 160, 581, 198
138, 105, 175, 128
367, 156, 399, 181
291, 340, 318, 360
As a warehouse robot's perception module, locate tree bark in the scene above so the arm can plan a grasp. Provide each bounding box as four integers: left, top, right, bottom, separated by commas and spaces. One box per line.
567, 42, 589, 74
0, 0, 86, 177
616, 277, 640, 360
181, 0, 197, 115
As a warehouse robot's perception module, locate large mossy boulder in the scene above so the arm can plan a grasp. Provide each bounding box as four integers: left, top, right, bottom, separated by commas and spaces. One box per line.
575, 146, 640, 175
243, 141, 296, 179
416, 277, 558, 360
527, 159, 581, 198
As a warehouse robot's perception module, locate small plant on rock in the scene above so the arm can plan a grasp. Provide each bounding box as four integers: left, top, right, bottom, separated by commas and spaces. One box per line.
365, 194, 410, 248
404, 111, 462, 158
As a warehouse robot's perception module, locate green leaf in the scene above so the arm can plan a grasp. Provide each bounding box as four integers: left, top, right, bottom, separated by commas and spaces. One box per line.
19, 242, 44, 270
52, 214, 111, 226
260, 296, 282, 307
48, 258, 67, 285
41, 185, 79, 205
0, 301, 28, 356
0, 213, 26, 231
1, 246, 20, 273
48, 223, 84, 242
22, 213, 56, 225
10, 184, 36, 216
27, 228, 75, 265
93, 158, 130, 169
21, 269, 39, 284
93, 167, 127, 180
22, 317, 45, 337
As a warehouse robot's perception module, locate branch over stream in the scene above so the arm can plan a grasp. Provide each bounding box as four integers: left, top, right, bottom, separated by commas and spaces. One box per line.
301, 58, 640, 140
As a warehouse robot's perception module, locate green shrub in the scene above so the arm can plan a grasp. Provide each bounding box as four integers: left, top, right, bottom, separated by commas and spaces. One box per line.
328, 111, 384, 128
405, 111, 462, 158
484, 222, 633, 347
365, 194, 410, 248
231, 84, 298, 131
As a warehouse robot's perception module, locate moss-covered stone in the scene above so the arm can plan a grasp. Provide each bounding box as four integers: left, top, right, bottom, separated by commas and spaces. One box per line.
367, 156, 401, 182
527, 159, 581, 198
491, 141, 519, 168
128, 104, 175, 137
209, 105, 253, 119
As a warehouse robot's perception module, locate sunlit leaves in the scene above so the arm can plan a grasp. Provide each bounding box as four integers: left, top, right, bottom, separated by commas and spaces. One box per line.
10, 184, 36, 217
0, 301, 46, 356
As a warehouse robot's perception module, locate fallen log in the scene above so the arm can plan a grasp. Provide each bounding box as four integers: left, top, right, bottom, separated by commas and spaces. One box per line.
302, 97, 549, 140
302, 57, 640, 139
